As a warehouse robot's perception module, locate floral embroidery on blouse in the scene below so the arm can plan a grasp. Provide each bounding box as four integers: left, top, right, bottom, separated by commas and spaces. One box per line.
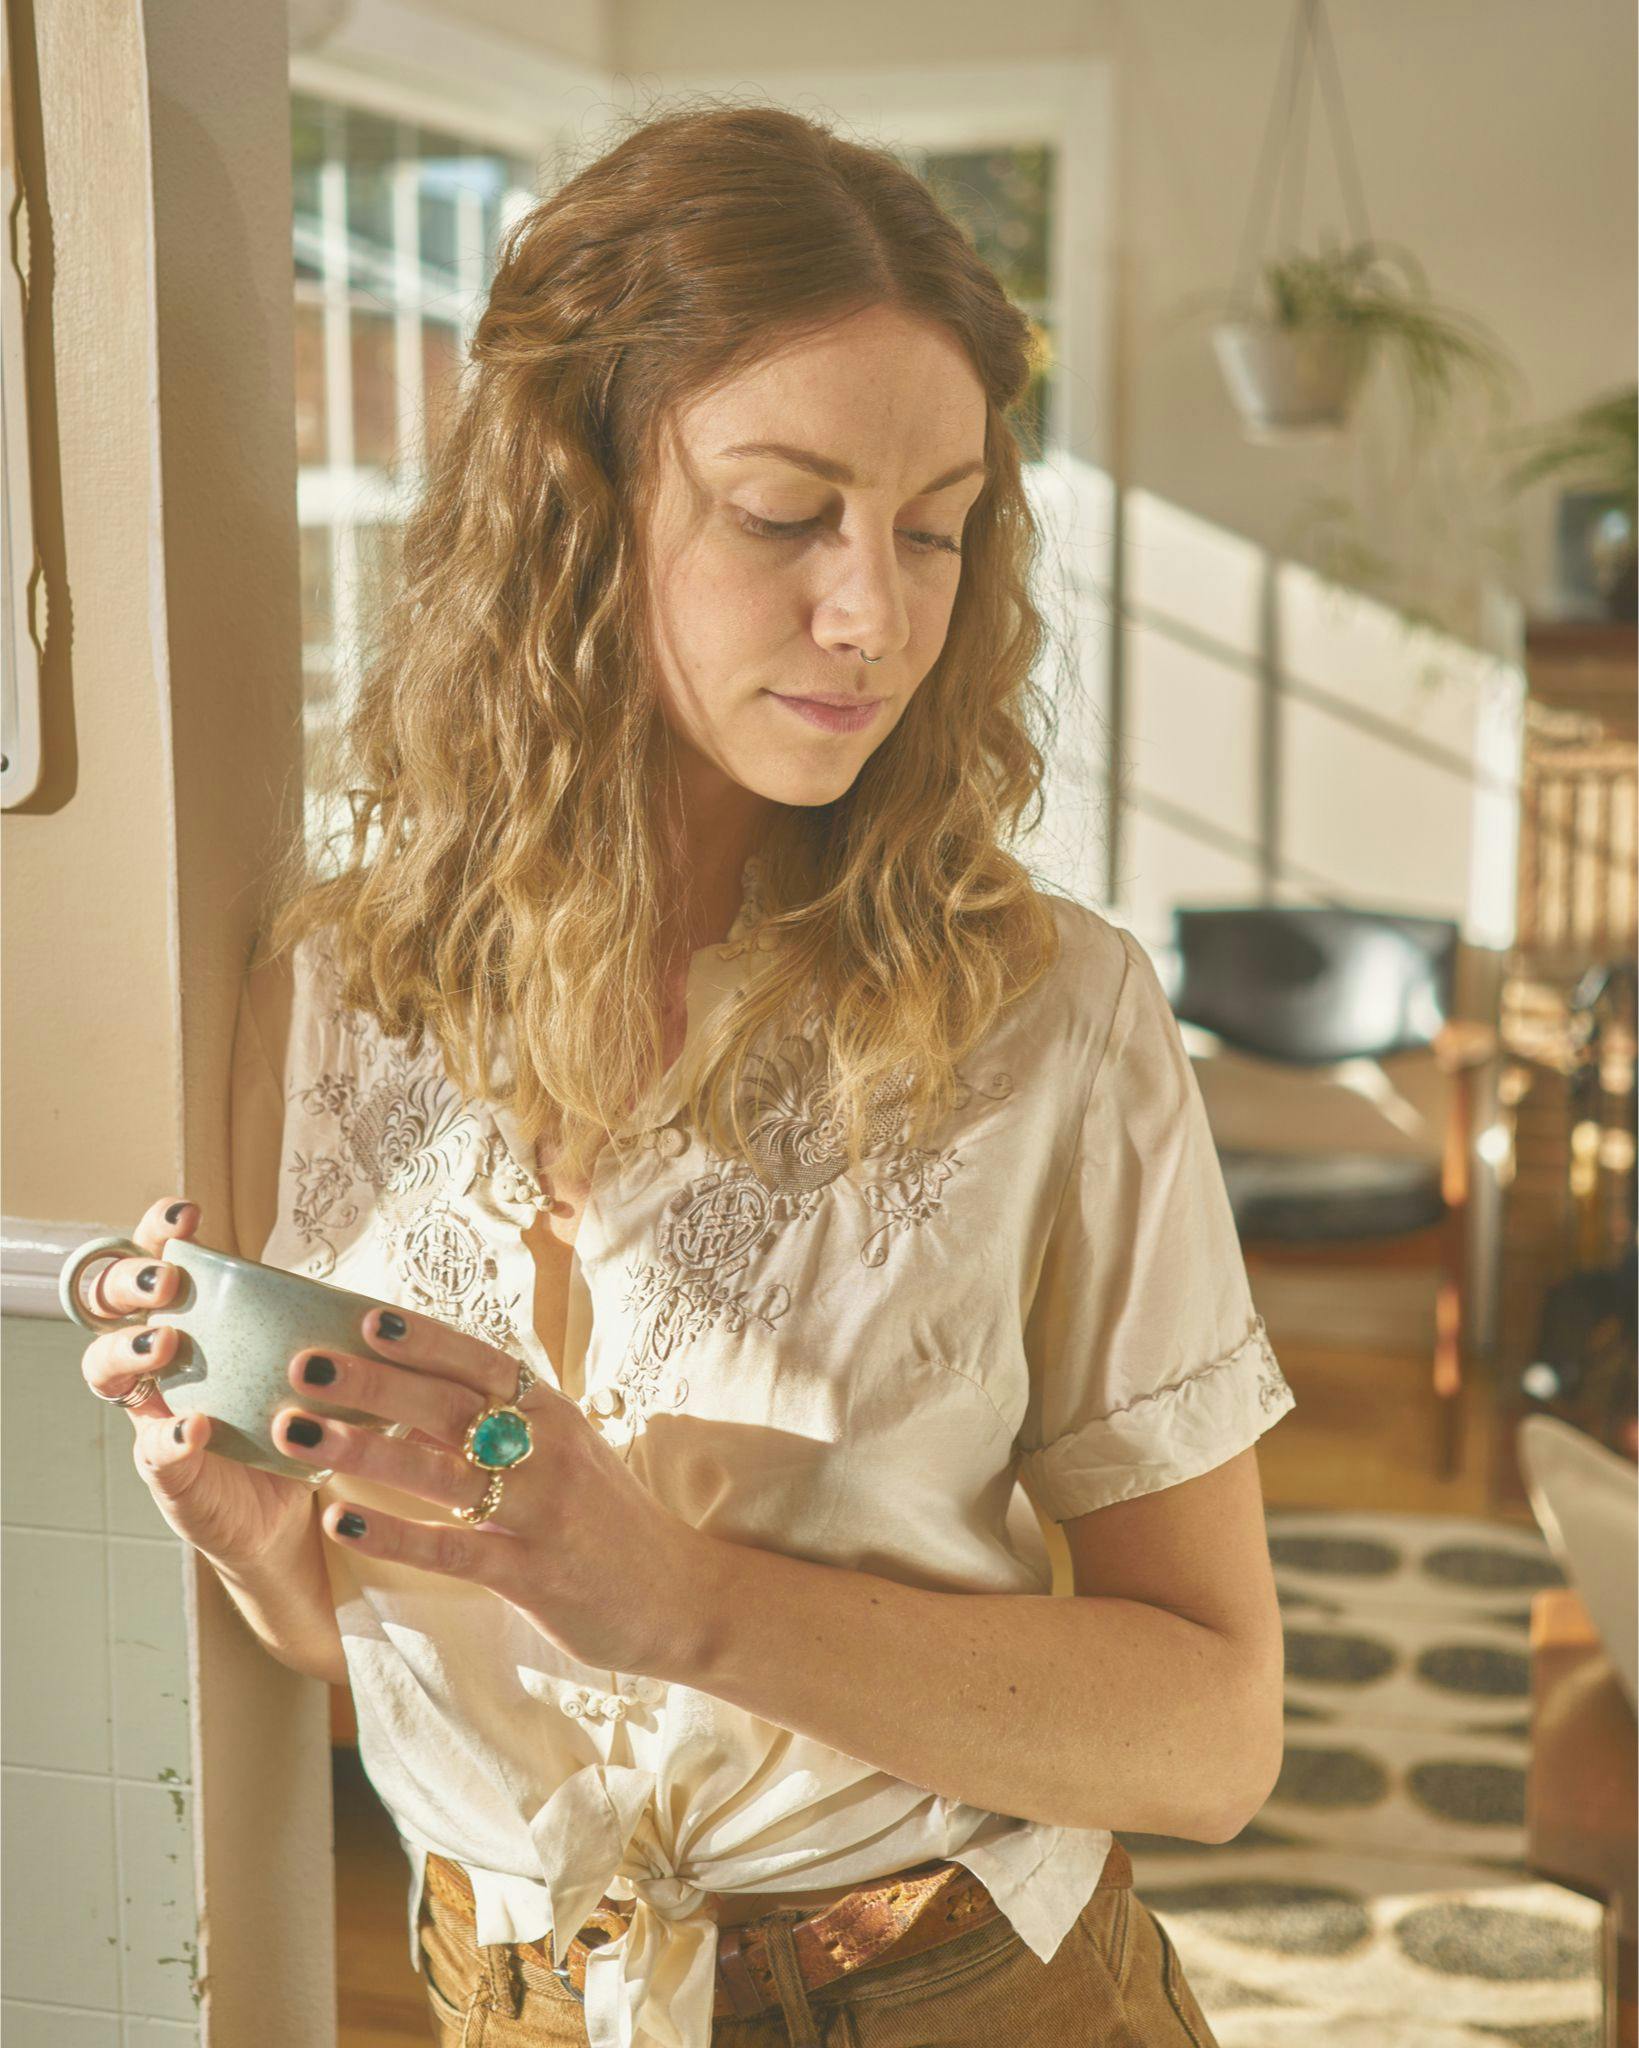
284, 934, 491, 1280
282, 896, 1020, 1412
1249, 1312, 1294, 1410
379, 1192, 527, 1353
605, 1027, 1018, 1426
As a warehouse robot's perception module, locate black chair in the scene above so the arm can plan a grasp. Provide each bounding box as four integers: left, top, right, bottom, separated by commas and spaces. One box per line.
1167, 905, 1496, 1481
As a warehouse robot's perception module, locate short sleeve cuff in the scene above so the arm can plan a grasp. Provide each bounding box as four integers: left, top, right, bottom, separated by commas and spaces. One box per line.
1017, 1313, 1296, 1521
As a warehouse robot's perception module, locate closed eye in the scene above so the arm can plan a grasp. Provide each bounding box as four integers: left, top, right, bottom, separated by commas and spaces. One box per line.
738, 512, 962, 558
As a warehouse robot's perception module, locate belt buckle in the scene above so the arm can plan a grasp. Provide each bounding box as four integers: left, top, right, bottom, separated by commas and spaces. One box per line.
553, 1903, 629, 2005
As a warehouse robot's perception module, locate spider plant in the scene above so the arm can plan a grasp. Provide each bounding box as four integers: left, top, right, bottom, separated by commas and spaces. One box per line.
1495, 385, 1636, 505
1187, 234, 1521, 441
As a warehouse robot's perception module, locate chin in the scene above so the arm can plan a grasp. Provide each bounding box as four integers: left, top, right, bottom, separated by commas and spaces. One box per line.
752, 766, 865, 808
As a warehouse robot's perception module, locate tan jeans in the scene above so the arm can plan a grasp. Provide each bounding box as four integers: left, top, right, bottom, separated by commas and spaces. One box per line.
415, 1857, 1222, 2047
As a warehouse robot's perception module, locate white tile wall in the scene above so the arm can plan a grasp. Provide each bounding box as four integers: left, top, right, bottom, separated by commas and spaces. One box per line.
0, 2004, 123, 2047
3, 1528, 113, 1772
2, 1309, 201, 2040
1, 1767, 122, 2006
118, 1781, 200, 2021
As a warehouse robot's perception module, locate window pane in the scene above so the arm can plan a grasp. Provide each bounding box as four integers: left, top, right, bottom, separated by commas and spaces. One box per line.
922, 146, 1052, 305
418, 181, 458, 282
901, 141, 1058, 457
293, 297, 327, 464
422, 319, 463, 459
299, 524, 334, 664
289, 88, 539, 836
291, 99, 327, 282
350, 309, 398, 467
343, 106, 398, 295
355, 523, 405, 642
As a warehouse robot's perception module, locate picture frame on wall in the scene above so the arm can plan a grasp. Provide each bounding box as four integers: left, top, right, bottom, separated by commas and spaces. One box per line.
2, 42, 45, 811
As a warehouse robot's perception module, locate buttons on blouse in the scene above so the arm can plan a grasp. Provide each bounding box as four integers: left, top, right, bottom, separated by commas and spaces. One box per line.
581, 1386, 625, 1421
558, 1675, 665, 1723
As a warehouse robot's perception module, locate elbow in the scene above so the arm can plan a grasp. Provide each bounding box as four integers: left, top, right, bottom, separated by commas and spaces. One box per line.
1205, 1727, 1285, 1844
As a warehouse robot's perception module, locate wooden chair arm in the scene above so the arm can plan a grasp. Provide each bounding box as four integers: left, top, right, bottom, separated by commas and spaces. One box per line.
1433, 1018, 1499, 1074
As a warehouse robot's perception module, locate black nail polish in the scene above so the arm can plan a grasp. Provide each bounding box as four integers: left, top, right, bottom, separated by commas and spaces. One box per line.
286, 1416, 324, 1447
377, 1311, 407, 1341
337, 1512, 367, 1538
302, 1355, 337, 1386
137, 1265, 160, 1292
173, 1421, 185, 1443
133, 1329, 156, 1355
164, 1202, 188, 1224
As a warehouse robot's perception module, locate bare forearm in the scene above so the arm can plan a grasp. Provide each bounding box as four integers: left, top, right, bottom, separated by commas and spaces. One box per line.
662, 1537, 1272, 1842
207, 1503, 349, 1687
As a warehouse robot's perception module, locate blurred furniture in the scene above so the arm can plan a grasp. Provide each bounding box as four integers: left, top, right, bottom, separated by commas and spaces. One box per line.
1518, 1413, 1638, 1715
1167, 905, 1496, 1482
1499, 618, 1638, 1465
1528, 1584, 1637, 2048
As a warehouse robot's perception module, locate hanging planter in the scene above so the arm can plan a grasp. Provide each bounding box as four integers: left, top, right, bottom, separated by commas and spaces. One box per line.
1210, 237, 1515, 445
1181, 0, 1515, 445
1212, 314, 1371, 440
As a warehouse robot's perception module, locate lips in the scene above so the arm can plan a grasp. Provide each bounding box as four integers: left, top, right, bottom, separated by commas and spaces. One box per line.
768, 693, 884, 733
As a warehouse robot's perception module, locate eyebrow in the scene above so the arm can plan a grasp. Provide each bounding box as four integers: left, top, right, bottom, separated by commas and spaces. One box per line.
714, 441, 990, 496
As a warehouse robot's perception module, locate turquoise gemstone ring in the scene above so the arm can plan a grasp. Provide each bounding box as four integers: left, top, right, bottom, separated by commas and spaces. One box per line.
451, 1361, 540, 1525
465, 1405, 536, 1469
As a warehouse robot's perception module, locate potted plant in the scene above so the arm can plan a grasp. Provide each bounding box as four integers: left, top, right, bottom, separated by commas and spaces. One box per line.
1177, 234, 1518, 444
1493, 385, 1637, 621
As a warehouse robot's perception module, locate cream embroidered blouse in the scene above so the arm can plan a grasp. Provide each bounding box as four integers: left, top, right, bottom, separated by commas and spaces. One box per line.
228, 865, 1295, 2048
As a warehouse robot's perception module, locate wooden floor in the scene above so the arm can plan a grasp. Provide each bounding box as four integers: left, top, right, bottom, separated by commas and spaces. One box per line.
334, 1334, 1547, 2046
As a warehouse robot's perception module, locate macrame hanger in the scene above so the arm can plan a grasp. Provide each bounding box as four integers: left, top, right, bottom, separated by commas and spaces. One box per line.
1230, 0, 1376, 310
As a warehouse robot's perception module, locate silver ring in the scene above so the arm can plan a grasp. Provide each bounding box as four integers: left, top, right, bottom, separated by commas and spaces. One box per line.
92, 1375, 159, 1410
84, 1254, 160, 1408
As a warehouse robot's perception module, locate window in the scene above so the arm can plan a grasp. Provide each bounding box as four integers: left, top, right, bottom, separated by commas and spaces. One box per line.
290, 94, 537, 836
898, 143, 1058, 459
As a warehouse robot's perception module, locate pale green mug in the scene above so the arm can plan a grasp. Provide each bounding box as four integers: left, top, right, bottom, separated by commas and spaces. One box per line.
58, 1233, 419, 1484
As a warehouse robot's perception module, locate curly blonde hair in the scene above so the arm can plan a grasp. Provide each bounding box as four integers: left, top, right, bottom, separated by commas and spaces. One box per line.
259, 97, 1069, 1188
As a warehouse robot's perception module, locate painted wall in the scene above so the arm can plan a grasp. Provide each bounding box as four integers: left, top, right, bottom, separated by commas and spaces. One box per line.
3, 0, 331, 2040
617, 0, 1636, 626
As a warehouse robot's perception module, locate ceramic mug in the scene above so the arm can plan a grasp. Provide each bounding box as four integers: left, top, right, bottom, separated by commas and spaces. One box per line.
59, 1233, 421, 1484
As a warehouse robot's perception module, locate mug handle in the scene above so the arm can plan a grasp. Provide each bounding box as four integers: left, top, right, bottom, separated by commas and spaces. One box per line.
58, 1234, 149, 1335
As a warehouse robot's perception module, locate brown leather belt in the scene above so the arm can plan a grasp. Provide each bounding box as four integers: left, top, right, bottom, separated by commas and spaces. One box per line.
423, 1839, 1132, 2023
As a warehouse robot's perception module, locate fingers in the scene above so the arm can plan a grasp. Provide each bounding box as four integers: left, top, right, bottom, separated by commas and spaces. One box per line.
76, 1194, 197, 1421
285, 1346, 484, 1452
276, 1405, 490, 1514
90, 1253, 180, 1319
82, 1319, 178, 1423
359, 1304, 540, 1408
133, 1195, 199, 1261
88, 1205, 196, 1323
131, 1403, 210, 1495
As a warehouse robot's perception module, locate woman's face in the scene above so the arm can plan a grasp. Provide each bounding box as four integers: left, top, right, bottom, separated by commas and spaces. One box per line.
641, 303, 989, 828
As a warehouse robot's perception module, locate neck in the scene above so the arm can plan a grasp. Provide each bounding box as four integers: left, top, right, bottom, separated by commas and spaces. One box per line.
661, 758, 779, 960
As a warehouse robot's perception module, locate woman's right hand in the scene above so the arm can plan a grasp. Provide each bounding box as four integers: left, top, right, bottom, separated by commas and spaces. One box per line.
77, 1196, 318, 1572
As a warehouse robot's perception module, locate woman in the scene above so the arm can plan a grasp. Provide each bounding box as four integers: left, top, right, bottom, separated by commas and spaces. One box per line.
84, 101, 1294, 2047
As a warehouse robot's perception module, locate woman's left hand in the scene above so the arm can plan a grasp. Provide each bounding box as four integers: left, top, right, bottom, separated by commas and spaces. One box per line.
277, 1304, 711, 1676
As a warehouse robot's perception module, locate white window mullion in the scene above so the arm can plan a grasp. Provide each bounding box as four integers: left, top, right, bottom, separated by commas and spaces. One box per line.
317, 129, 356, 740
393, 125, 426, 480
456, 179, 485, 358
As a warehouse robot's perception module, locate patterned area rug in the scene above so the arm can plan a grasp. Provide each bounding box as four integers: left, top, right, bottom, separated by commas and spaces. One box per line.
1119, 1509, 1609, 2047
